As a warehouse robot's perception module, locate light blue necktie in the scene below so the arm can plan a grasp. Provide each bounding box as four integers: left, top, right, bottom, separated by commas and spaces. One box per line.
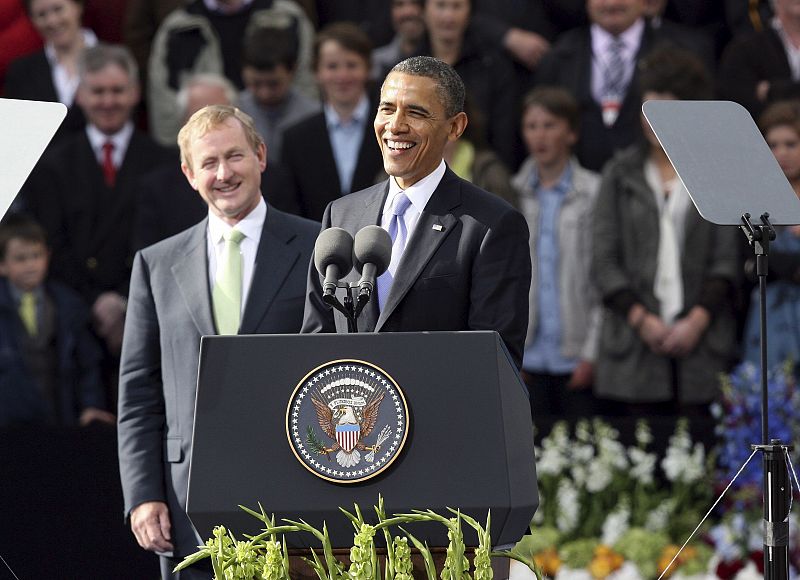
377, 192, 412, 311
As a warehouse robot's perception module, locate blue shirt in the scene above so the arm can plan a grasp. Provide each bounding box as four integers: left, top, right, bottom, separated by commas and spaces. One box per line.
522, 164, 579, 375
325, 95, 369, 194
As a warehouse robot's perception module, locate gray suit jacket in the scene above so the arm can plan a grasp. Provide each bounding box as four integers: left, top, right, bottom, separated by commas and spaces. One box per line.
301, 167, 531, 369
117, 206, 318, 557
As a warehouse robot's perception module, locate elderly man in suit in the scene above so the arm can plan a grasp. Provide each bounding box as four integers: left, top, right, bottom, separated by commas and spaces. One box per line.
117, 105, 318, 579
302, 56, 531, 369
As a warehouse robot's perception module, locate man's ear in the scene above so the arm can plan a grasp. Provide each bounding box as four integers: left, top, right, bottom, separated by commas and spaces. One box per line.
448, 111, 468, 141
181, 163, 197, 190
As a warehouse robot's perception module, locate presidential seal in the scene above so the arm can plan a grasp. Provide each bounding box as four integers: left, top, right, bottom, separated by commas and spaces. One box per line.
286, 359, 409, 483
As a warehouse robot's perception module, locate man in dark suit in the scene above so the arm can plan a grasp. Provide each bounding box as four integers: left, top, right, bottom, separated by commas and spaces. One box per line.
117, 105, 318, 579
535, 0, 712, 172
302, 56, 531, 369
23, 43, 171, 359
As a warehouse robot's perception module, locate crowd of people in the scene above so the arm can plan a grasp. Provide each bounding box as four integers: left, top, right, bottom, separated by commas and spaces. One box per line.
0, 0, 798, 426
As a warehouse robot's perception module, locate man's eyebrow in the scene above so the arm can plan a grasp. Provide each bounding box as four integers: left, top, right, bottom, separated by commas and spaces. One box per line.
378, 100, 431, 116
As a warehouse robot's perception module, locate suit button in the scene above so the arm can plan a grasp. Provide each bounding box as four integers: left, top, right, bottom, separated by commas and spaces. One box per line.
86, 257, 98, 270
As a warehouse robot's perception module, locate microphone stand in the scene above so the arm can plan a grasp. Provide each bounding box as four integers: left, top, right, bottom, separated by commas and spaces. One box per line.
322, 282, 360, 333
740, 212, 792, 580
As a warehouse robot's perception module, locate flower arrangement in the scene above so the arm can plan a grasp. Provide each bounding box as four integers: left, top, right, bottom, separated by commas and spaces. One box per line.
175, 496, 541, 579
708, 361, 800, 579
512, 418, 714, 579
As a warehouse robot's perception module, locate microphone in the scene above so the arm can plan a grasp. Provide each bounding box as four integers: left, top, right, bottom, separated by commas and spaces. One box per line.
314, 227, 354, 297
353, 225, 392, 304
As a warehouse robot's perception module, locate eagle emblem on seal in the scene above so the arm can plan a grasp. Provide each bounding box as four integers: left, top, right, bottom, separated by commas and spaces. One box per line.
311, 391, 387, 467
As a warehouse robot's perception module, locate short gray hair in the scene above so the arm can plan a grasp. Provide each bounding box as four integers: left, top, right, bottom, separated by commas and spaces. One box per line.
78, 43, 138, 85
389, 56, 465, 117
176, 73, 239, 117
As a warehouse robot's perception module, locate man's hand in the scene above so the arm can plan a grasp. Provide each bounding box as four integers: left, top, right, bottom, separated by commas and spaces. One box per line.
503, 28, 550, 69
638, 313, 670, 354
131, 501, 174, 553
756, 80, 770, 102
92, 291, 126, 354
567, 360, 593, 390
79, 407, 116, 426
661, 306, 710, 358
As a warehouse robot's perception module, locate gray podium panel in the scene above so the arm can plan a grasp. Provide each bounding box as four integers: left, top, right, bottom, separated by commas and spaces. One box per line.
642, 100, 800, 225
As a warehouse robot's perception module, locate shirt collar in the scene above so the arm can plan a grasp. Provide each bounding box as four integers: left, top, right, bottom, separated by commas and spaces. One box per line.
43, 29, 97, 67
591, 17, 645, 55
207, 197, 267, 244
203, 0, 253, 14
531, 161, 572, 194
7, 281, 44, 305
385, 159, 447, 217
324, 94, 370, 130
86, 121, 134, 158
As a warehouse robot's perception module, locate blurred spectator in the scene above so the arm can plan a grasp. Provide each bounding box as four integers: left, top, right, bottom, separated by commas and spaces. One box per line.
5, 0, 97, 138
238, 24, 320, 164
0, 0, 42, 95
719, 0, 800, 121
592, 48, 737, 416
537, 0, 713, 172
147, 0, 315, 147
512, 86, 601, 418
443, 97, 516, 206
726, 0, 773, 36
281, 22, 383, 220
742, 100, 800, 366
642, 0, 716, 72
82, 0, 126, 43
0, 213, 113, 428
122, 0, 184, 90
371, 0, 425, 81
23, 44, 171, 360
416, 0, 518, 168
134, 73, 238, 249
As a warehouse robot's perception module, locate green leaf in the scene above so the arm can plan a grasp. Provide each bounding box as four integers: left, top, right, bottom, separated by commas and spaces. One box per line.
400, 528, 436, 580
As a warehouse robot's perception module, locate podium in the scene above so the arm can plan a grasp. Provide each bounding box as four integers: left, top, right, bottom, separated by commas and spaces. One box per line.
187, 330, 538, 548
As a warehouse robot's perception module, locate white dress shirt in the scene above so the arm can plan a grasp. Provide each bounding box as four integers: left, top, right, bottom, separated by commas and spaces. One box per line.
380, 160, 447, 241
206, 198, 267, 315
86, 122, 134, 168
590, 18, 645, 105
44, 29, 97, 106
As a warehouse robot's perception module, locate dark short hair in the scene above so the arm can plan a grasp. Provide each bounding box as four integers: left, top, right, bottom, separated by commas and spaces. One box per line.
637, 46, 711, 101
22, 0, 83, 16
242, 25, 299, 71
313, 22, 372, 71
759, 100, 800, 137
521, 86, 580, 133
78, 43, 139, 86
389, 56, 465, 117
0, 214, 47, 261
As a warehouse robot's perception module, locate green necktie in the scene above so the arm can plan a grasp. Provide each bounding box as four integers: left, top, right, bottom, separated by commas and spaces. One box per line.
212, 229, 246, 335
19, 291, 37, 337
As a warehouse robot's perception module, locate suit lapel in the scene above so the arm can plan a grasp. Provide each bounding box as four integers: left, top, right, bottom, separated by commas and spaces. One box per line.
375, 171, 460, 331
171, 221, 216, 336
239, 208, 301, 333
354, 183, 390, 332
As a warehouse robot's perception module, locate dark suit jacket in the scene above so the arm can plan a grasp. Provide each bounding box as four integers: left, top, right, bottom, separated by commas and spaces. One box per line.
719, 27, 800, 121
4, 51, 86, 139
0, 278, 105, 427
23, 130, 172, 303
536, 21, 711, 172
117, 206, 319, 558
281, 109, 384, 221
301, 167, 531, 369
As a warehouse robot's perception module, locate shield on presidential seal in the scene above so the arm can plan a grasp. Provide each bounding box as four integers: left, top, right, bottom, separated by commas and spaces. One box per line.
335, 423, 360, 453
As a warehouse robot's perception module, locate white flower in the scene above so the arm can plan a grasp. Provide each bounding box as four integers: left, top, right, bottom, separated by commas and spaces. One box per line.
635, 421, 653, 446
607, 561, 644, 580
708, 522, 744, 562
644, 499, 675, 532
599, 437, 629, 470
573, 443, 595, 464
555, 567, 593, 580
628, 447, 656, 485
538, 444, 568, 476
601, 502, 630, 546
556, 479, 580, 534
733, 561, 762, 580
586, 460, 613, 492
570, 464, 589, 489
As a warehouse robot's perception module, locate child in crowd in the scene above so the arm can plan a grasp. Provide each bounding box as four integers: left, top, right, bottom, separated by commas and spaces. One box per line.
0, 214, 113, 428
512, 86, 602, 419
